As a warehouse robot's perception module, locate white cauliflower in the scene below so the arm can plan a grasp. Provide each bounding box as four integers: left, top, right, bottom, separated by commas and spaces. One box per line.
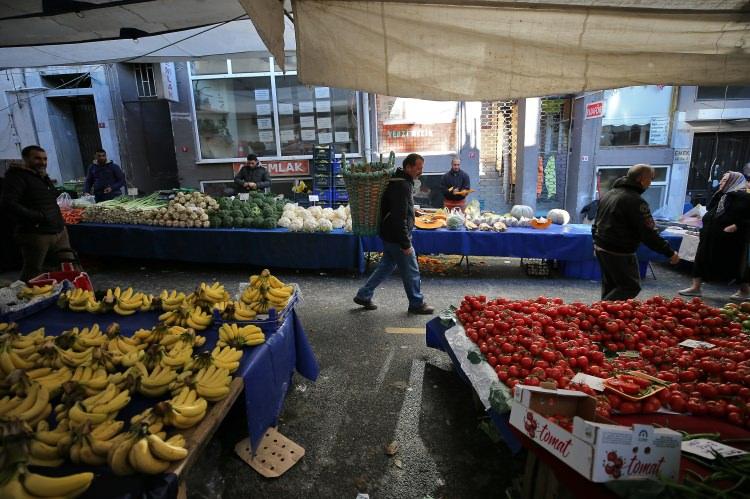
289, 219, 304, 232
303, 218, 318, 232
277, 216, 292, 228
317, 219, 333, 232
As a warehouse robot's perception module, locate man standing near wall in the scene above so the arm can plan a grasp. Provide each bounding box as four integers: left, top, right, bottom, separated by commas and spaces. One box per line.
1, 146, 75, 281
84, 149, 126, 202
440, 156, 471, 210
592, 164, 680, 300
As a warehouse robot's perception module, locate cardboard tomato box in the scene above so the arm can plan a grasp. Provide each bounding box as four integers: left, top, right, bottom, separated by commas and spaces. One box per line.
509, 385, 682, 482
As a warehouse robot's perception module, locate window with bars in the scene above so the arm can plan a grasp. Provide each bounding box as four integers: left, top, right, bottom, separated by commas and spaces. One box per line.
134, 64, 157, 98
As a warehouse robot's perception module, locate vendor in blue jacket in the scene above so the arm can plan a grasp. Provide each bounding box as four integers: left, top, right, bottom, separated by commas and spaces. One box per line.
84, 149, 126, 202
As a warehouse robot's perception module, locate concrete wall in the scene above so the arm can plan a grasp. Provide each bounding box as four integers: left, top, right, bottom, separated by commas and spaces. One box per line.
564, 93, 600, 222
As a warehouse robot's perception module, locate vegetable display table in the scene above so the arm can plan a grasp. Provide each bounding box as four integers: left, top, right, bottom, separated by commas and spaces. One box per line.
13, 304, 319, 499
66, 223, 363, 272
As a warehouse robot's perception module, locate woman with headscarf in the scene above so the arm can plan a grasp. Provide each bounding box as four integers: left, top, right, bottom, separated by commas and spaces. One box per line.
679, 171, 750, 300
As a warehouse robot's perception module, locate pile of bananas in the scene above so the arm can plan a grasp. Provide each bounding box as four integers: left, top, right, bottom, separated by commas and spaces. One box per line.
158, 305, 213, 331
218, 323, 265, 349
106, 288, 156, 316
17, 284, 55, 300
0, 374, 51, 426
240, 269, 295, 314
107, 420, 188, 476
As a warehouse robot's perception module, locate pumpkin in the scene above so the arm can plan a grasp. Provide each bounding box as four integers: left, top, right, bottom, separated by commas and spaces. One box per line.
530, 217, 552, 229
415, 215, 446, 230
510, 205, 534, 220
547, 208, 570, 225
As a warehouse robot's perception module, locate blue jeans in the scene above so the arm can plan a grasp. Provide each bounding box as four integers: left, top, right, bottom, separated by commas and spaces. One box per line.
356, 242, 424, 308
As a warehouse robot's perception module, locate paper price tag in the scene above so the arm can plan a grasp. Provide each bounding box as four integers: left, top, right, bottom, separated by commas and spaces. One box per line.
679, 339, 715, 349
571, 373, 605, 392
682, 439, 748, 460
238, 193, 249, 201
308, 195, 319, 203
127, 188, 138, 196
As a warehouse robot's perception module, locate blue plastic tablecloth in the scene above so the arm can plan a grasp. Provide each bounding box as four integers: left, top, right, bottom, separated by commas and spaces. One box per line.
426, 317, 522, 454
14, 303, 319, 499
67, 223, 364, 272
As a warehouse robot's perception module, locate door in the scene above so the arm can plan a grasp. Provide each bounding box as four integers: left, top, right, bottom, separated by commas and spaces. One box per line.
70, 96, 102, 175
688, 132, 750, 205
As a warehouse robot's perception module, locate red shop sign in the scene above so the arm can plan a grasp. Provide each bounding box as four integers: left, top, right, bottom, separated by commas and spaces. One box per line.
585, 101, 604, 119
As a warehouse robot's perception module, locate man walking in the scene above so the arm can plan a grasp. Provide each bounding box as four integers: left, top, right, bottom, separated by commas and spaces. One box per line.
84, 149, 126, 202
234, 154, 271, 193
1, 145, 75, 281
593, 164, 680, 300
354, 153, 434, 314
440, 156, 471, 210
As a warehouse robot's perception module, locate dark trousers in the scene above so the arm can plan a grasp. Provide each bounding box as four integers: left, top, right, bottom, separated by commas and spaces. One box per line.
15, 229, 75, 282
595, 250, 641, 301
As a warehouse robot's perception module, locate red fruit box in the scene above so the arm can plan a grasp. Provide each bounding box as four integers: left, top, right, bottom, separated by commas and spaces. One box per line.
28, 262, 93, 291
604, 371, 670, 401
510, 385, 682, 482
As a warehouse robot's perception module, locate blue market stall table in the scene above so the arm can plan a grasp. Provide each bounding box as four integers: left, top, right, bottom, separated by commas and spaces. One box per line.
363, 224, 682, 278
11, 303, 319, 499
66, 223, 363, 272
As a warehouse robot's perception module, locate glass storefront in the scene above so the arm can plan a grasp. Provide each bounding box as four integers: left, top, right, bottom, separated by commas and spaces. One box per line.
189, 55, 361, 161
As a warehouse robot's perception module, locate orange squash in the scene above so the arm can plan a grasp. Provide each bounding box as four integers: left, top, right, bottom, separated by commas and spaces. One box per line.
415, 215, 446, 230
530, 217, 552, 229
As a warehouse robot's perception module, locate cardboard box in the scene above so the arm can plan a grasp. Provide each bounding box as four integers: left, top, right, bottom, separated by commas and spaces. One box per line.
509, 385, 682, 483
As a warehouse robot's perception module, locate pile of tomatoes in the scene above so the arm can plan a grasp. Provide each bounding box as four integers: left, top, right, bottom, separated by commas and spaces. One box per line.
457, 295, 750, 428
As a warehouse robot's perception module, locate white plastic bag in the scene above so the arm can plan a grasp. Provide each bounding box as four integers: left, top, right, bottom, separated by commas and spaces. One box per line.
56, 192, 72, 210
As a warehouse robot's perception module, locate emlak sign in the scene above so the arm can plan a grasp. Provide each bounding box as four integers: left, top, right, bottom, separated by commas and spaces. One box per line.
232, 160, 310, 177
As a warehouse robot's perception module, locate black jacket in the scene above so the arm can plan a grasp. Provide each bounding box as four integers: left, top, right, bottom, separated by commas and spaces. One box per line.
234, 166, 271, 191
1, 166, 65, 234
592, 177, 673, 257
379, 169, 415, 249
84, 161, 126, 201
440, 169, 471, 201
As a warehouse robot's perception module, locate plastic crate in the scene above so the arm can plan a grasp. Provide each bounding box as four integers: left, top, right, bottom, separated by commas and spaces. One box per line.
28, 262, 93, 291
333, 175, 346, 188
313, 145, 334, 161
313, 174, 331, 188
333, 190, 349, 202
521, 258, 553, 277
331, 160, 342, 174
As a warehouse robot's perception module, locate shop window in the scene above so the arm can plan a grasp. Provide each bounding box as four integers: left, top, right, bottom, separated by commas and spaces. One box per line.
192, 76, 277, 159
696, 86, 750, 101
189, 59, 229, 76
413, 173, 446, 209
596, 166, 670, 216
377, 96, 457, 154
600, 86, 673, 147
230, 56, 271, 74
275, 74, 359, 156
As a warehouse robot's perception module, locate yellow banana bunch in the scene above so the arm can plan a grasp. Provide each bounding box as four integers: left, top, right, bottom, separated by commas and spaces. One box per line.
18, 283, 55, 300
0, 470, 92, 498
64, 288, 98, 312
231, 301, 257, 321
195, 365, 231, 402
114, 288, 147, 315
128, 437, 170, 474
240, 285, 261, 305
55, 345, 93, 368
157, 387, 207, 429
185, 307, 212, 331
211, 346, 242, 372
158, 309, 183, 326
218, 323, 265, 348
159, 290, 187, 311
198, 282, 229, 304
137, 363, 177, 397
70, 365, 109, 393
161, 343, 193, 369
107, 432, 139, 476
31, 366, 72, 396
71, 324, 107, 349
0, 381, 51, 425
0, 343, 34, 374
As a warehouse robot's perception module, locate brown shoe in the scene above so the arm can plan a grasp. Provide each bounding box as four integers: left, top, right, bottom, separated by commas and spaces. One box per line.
408, 303, 434, 315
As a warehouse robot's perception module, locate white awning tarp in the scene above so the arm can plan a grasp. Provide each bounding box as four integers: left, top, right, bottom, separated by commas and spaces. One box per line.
0, 19, 296, 69
286, 0, 750, 100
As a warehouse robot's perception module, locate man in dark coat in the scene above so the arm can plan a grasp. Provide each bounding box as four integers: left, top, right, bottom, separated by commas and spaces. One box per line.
1, 145, 75, 281
354, 153, 434, 314
84, 149, 126, 202
234, 154, 271, 193
592, 164, 680, 300
440, 156, 471, 210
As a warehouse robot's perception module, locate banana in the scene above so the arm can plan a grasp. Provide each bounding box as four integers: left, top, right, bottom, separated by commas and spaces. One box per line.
6, 383, 41, 417
91, 420, 124, 440
0, 395, 23, 414
0, 350, 16, 374
147, 434, 188, 461
113, 303, 137, 316
69, 402, 109, 425
129, 438, 170, 474
0, 475, 40, 499
80, 438, 107, 466
268, 274, 285, 289
108, 434, 137, 476
171, 397, 207, 418
19, 470, 93, 498
166, 434, 186, 448
14, 384, 50, 422
30, 440, 60, 461
165, 409, 205, 429
90, 389, 130, 414
28, 456, 66, 467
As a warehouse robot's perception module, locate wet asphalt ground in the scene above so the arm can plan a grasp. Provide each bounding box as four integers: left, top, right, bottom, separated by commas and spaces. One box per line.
1, 256, 740, 499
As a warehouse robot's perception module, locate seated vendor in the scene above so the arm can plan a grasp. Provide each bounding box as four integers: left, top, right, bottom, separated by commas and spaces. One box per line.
234, 154, 271, 193
440, 156, 471, 210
